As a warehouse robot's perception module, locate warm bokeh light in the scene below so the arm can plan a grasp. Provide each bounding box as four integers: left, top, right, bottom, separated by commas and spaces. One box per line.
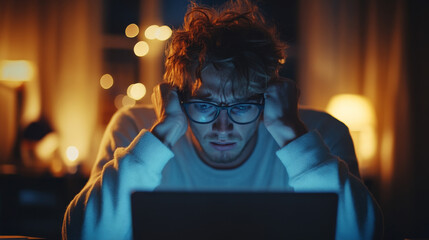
144, 25, 172, 41
144, 25, 159, 39
326, 94, 375, 131
127, 83, 146, 100
134, 41, 149, 57
100, 73, 114, 89
0, 60, 34, 83
157, 25, 172, 41
66, 146, 79, 162
326, 94, 377, 171
125, 23, 139, 38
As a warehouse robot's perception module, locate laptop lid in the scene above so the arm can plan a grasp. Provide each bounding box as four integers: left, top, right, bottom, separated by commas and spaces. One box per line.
131, 191, 338, 240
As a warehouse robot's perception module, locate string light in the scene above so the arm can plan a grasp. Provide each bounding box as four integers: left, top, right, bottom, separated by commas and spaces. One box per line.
100, 74, 114, 89
144, 25, 172, 41
125, 23, 139, 38
127, 83, 146, 100
157, 25, 172, 41
145, 25, 159, 40
134, 41, 149, 57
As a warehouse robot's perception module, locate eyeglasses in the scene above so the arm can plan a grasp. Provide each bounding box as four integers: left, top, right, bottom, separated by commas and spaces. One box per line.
181, 98, 264, 125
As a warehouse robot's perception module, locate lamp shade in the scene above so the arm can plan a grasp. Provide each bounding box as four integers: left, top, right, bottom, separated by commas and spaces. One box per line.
326, 94, 376, 131
0, 60, 34, 87
326, 94, 377, 173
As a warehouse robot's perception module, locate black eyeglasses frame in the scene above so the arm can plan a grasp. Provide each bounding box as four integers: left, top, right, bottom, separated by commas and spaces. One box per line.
180, 98, 265, 125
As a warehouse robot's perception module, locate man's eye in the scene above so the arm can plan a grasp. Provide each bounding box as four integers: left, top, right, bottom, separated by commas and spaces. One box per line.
194, 103, 213, 112
231, 105, 251, 113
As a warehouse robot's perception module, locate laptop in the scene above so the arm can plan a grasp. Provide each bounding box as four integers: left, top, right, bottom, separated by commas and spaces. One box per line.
131, 191, 338, 240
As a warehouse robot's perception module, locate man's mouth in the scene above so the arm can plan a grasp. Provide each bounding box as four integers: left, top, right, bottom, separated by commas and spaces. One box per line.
209, 142, 237, 151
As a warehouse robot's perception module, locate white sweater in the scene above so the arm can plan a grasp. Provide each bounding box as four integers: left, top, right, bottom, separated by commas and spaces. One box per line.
63, 105, 383, 239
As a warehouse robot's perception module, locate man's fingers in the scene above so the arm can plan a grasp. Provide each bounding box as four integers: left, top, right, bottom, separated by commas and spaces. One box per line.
150, 83, 188, 147
152, 82, 183, 119
152, 83, 175, 102
265, 78, 297, 100
264, 77, 300, 117
266, 78, 295, 93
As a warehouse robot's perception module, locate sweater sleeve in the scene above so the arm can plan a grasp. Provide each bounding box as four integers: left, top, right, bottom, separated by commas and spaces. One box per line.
299, 109, 361, 179
62, 130, 173, 240
277, 130, 383, 240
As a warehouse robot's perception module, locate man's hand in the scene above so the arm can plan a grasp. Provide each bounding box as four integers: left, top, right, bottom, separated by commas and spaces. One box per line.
150, 83, 188, 148
263, 78, 308, 147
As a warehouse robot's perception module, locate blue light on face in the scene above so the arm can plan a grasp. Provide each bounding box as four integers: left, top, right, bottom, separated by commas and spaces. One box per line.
230, 104, 253, 115
193, 102, 215, 113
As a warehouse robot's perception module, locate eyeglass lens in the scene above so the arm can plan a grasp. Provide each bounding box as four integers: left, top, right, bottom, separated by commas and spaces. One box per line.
185, 102, 261, 124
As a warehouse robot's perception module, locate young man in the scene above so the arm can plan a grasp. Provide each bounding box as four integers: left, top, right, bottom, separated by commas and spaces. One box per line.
63, 1, 382, 239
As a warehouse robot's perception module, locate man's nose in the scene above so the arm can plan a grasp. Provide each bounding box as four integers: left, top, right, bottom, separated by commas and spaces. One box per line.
212, 109, 233, 132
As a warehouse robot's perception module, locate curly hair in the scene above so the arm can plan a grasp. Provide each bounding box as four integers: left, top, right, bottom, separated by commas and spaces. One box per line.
164, 0, 287, 98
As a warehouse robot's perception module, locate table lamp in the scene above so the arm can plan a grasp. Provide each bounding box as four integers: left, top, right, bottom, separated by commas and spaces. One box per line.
0, 60, 34, 173
326, 94, 377, 176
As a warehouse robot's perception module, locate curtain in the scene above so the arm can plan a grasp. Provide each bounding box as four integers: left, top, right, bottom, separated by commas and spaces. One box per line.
298, 0, 411, 237
0, 0, 102, 175
0, 0, 41, 164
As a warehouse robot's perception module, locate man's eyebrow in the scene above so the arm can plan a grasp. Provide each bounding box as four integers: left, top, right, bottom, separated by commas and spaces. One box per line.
189, 93, 263, 104
191, 92, 213, 100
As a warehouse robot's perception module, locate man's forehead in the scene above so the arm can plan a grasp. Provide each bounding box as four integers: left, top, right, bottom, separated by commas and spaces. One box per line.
190, 63, 262, 102
191, 87, 261, 103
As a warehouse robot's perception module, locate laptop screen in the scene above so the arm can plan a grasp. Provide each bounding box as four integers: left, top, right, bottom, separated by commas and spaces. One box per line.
131, 191, 338, 240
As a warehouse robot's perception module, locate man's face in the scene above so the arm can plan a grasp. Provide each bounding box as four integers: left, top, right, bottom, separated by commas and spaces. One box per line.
186, 64, 261, 169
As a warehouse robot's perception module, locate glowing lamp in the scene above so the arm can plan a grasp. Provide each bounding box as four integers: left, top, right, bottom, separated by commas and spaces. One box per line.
1, 60, 35, 167
326, 94, 377, 174
0, 60, 34, 87
326, 94, 375, 131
